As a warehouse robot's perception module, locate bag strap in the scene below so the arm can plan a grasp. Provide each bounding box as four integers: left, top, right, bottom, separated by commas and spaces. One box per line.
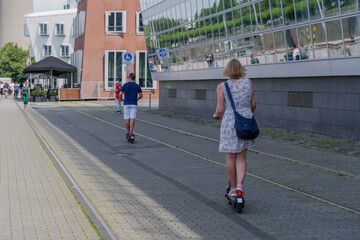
224, 82, 236, 113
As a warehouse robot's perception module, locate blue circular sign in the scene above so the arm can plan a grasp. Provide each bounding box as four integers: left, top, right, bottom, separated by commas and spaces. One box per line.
124, 53, 133, 61
159, 49, 167, 58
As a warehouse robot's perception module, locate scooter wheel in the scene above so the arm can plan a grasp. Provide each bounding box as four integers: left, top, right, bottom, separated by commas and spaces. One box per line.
236, 204, 243, 213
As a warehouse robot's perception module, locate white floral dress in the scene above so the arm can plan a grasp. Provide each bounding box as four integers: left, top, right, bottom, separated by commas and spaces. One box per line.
219, 78, 256, 153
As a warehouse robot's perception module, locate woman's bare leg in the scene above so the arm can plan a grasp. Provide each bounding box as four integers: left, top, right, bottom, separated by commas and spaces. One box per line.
236, 149, 247, 187
226, 153, 237, 188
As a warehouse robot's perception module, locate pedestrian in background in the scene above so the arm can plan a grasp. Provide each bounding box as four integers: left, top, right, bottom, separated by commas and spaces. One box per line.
293, 44, 300, 60
119, 73, 143, 140
14, 82, 19, 99
0, 81, 3, 98
114, 81, 122, 113
250, 54, 259, 64
19, 82, 24, 98
3, 82, 9, 98
9, 82, 14, 98
213, 59, 256, 197
22, 82, 31, 110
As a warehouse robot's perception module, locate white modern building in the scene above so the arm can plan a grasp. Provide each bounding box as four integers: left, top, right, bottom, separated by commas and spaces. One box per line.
64, 0, 78, 9
24, 9, 77, 63
0, 0, 33, 49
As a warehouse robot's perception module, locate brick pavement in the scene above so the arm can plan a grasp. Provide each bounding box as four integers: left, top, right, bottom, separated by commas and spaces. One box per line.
26, 101, 359, 240
0, 99, 99, 239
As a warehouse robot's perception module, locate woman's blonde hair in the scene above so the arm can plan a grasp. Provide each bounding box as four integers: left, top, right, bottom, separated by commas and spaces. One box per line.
223, 59, 246, 79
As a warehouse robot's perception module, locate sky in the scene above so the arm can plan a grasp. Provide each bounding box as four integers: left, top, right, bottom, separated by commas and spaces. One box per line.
33, 0, 68, 12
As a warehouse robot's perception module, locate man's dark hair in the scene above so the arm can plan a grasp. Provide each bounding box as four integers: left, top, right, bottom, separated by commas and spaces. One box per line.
129, 73, 135, 80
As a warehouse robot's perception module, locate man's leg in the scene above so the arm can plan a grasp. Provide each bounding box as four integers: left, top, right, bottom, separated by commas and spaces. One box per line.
123, 105, 130, 133
129, 119, 135, 133
129, 105, 138, 133
125, 119, 130, 133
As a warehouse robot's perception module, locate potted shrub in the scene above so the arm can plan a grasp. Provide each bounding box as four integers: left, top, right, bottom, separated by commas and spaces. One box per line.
40, 90, 47, 102
30, 89, 36, 102
32, 89, 42, 102
49, 90, 57, 101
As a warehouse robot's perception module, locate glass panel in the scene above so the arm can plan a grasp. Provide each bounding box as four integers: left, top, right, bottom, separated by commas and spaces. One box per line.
108, 12, 115, 31
116, 12, 122, 31
147, 60, 153, 88
190, 48, 197, 69
298, 25, 313, 59
139, 52, 146, 87
186, 0, 192, 21
108, 52, 114, 88
309, 0, 323, 20
224, 0, 233, 9
274, 31, 287, 62
178, 27, 185, 47
219, 14, 227, 38
172, 7, 178, 27
212, 15, 220, 40
264, 33, 276, 63
227, 39, 238, 58
285, 28, 298, 60
260, 0, 272, 30
116, 52, 122, 83
295, 0, 309, 23
254, 34, 265, 64
244, 37, 255, 64
180, 2, 187, 24
234, 0, 248, 6
193, 47, 201, 69
173, 51, 182, 71
283, 0, 295, 26
250, 3, 261, 32
242, 6, 252, 34
324, 0, 339, 17
216, 0, 224, 12
327, 20, 343, 58
214, 42, 223, 68
138, 13, 144, 32
311, 22, 328, 59
225, 11, 235, 37
202, 0, 211, 17
196, 0, 203, 19
271, 0, 283, 28
236, 38, 247, 64
202, 45, 209, 68
342, 17, 360, 57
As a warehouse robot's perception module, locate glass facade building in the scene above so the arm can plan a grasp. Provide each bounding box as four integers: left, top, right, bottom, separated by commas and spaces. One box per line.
140, 0, 360, 72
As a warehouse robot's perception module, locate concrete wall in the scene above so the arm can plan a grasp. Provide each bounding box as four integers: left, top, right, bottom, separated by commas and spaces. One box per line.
159, 77, 360, 139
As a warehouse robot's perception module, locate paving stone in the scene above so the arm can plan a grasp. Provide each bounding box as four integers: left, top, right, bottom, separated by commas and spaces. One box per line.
0, 100, 98, 240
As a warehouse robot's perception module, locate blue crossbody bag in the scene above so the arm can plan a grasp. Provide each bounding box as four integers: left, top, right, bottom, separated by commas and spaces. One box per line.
224, 82, 259, 140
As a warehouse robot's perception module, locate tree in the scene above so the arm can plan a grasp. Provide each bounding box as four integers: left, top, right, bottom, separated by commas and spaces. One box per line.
0, 43, 29, 82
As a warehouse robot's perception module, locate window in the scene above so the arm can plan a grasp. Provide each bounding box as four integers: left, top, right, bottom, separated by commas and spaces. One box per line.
105, 50, 125, 90
136, 12, 144, 35
56, 24, 65, 35
136, 51, 153, 88
39, 23, 48, 35
43, 45, 51, 57
60, 45, 69, 57
105, 11, 126, 34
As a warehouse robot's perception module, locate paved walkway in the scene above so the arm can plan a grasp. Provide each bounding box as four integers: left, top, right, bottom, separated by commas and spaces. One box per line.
0, 99, 99, 239
1, 98, 359, 240
26, 100, 360, 240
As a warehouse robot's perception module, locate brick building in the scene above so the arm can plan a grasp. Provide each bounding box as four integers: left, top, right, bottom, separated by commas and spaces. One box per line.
69, 0, 157, 100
